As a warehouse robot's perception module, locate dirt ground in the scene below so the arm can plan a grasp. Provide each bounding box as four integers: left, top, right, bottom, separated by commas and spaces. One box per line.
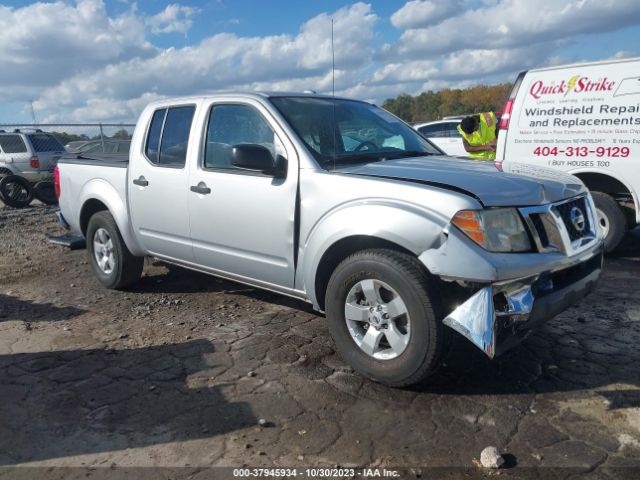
1, 203, 639, 479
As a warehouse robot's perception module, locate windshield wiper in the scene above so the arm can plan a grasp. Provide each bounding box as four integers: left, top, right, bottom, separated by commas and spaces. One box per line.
381, 150, 437, 160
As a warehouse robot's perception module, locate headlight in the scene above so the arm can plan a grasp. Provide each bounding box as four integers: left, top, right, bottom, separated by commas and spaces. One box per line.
451, 208, 532, 252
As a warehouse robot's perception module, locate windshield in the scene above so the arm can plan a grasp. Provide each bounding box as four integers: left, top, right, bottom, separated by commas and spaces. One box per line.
270, 97, 442, 168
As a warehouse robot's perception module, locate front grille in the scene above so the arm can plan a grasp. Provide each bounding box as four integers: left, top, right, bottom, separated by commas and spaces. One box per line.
554, 197, 591, 241
529, 213, 549, 248
519, 194, 597, 255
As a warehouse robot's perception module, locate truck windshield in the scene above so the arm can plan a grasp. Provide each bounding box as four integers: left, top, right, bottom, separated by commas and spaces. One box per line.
270, 96, 441, 168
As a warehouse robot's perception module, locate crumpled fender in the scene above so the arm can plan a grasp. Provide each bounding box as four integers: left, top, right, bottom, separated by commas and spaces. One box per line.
298, 199, 450, 308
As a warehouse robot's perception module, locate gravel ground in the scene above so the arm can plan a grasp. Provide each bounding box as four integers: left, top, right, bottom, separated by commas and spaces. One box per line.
1, 203, 639, 479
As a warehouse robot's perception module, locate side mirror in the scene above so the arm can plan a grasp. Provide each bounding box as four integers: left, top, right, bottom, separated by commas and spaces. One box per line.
231, 144, 285, 176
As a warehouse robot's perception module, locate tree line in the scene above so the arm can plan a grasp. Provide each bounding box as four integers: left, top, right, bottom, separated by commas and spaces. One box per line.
381, 83, 513, 123
50, 128, 132, 145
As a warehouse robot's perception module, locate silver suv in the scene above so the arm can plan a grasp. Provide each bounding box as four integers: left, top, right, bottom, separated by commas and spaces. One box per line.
0, 130, 65, 183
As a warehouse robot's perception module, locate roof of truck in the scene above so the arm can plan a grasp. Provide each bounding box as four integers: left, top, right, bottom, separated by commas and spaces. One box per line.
144, 91, 371, 108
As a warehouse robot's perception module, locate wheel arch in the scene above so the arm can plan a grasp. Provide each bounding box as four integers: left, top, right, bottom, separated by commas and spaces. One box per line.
313, 236, 417, 312
79, 198, 109, 236
0, 166, 16, 177
298, 202, 450, 311
571, 170, 638, 223
77, 179, 144, 256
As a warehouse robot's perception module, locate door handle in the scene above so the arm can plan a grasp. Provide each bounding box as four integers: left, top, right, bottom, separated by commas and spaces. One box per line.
133, 176, 149, 187
190, 182, 211, 195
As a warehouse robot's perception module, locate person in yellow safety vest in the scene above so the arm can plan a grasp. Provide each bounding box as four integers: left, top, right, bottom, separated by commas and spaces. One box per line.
457, 112, 498, 160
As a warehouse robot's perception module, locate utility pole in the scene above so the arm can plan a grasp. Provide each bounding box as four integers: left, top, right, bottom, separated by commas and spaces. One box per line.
29, 100, 37, 124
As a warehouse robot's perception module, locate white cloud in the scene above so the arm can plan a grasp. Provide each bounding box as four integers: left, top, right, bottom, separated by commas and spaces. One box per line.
34, 2, 378, 122
369, 42, 557, 96
0, 0, 152, 96
390, 0, 462, 29
2, 0, 640, 123
386, 0, 640, 60
146, 3, 198, 35
610, 50, 637, 59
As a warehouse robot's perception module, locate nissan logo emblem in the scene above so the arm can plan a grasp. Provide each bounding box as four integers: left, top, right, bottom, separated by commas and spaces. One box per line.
570, 206, 586, 232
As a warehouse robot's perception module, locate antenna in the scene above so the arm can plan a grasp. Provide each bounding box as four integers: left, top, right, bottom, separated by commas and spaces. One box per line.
331, 18, 335, 97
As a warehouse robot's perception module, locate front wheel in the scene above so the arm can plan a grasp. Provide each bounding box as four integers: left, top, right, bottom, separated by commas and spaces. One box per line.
86, 211, 143, 289
325, 249, 446, 387
591, 191, 626, 253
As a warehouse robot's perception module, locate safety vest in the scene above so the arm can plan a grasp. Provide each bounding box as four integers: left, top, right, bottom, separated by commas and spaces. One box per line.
457, 112, 497, 160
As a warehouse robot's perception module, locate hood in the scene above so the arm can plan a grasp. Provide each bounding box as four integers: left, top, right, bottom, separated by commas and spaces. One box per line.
334, 156, 585, 207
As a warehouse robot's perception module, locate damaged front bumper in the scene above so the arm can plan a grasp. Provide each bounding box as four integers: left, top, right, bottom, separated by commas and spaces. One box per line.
441, 249, 602, 358
419, 212, 603, 358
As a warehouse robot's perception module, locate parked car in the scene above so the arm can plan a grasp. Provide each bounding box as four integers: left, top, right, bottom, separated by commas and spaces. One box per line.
66, 139, 131, 155
414, 119, 468, 156
415, 115, 501, 157
56, 93, 603, 386
496, 56, 640, 252
65, 140, 90, 151
0, 129, 65, 183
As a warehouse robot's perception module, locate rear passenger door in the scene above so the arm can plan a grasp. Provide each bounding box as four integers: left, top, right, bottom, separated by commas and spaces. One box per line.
129, 104, 196, 262
187, 100, 298, 288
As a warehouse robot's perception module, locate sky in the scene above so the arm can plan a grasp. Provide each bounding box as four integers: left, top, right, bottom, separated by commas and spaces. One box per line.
0, 0, 639, 124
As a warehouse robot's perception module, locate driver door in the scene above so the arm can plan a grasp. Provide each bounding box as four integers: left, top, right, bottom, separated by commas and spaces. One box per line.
187, 100, 298, 288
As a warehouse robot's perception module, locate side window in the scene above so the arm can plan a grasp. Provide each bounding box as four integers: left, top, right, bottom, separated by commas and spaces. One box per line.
0, 135, 27, 154
144, 106, 195, 167
159, 106, 195, 166
204, 104, 275, 170
418, 125, 444, 137
145, 109, 166, 163
447, 122, 462, 138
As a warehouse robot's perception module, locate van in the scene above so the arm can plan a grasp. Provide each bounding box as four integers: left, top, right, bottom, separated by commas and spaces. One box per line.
496, 57, 640, 252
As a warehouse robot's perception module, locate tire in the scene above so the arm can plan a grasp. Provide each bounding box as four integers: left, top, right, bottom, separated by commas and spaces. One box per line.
33, 181, 58, 205
0, 175, 34, 208
86, 211, 144, 289
591, 191, 626, 253
325, 249, 445, 387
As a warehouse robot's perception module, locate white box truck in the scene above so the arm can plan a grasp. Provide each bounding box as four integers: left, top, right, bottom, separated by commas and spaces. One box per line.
496, 57, 640, 252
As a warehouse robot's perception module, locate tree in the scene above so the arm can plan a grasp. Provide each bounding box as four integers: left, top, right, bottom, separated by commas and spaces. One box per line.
381, 83, 513, 123
111, 128, 132, 139
381, 94, 414, 122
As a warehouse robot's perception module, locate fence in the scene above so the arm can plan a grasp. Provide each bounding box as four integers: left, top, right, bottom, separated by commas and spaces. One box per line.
0, 123, 136, 151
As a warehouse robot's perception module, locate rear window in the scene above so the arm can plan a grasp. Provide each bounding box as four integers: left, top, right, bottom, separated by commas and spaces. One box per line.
0, 135, 27, 153
27, 134, 64, 152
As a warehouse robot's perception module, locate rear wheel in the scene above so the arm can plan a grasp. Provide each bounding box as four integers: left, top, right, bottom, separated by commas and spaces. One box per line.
591, 191, 625, 253
0, 175, 34, 208
86, 211, 143, 289
325, 249, 445, 387
34, 181, 58, 205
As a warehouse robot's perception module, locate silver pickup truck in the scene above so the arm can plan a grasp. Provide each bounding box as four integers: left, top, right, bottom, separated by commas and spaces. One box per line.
56, 93, 603, 386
